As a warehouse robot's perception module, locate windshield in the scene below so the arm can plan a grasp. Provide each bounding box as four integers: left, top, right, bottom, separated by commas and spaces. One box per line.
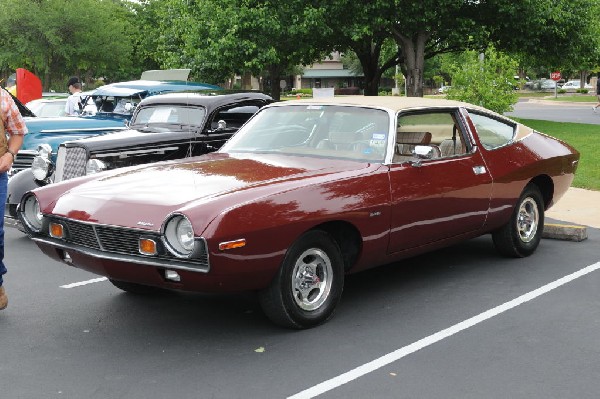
220, 105, 390, 162
131, 105, 206, 127
93, 95, 145, 115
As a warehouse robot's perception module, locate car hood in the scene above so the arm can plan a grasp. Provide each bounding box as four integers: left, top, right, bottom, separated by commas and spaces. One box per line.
65, 125, 204, 152
42, 153, 377, 231
22, 116, 128, 152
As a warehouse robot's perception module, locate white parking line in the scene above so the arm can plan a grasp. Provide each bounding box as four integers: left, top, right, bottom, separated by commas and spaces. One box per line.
288, 261, 600, 399
60, 277, 108, 289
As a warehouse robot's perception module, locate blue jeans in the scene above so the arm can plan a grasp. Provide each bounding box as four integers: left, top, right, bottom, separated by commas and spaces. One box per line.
0, 172, 7, 286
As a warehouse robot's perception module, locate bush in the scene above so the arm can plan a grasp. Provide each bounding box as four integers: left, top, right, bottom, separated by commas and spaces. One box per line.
576, 89, 589, 94
558, 89, 567, 94
445, 46, 518, 114
290, 88, 313, 96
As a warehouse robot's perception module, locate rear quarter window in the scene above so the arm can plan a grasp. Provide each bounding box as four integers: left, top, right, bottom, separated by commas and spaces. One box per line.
469, 112, 516, 150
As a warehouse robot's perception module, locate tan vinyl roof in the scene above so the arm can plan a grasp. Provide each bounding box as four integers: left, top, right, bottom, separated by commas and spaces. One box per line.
273, 96, 493, 115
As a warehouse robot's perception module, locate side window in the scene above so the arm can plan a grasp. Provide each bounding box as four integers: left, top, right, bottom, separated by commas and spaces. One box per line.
211, 103, 261, 131
468, 112, 515, 150
394, 111, 469, 163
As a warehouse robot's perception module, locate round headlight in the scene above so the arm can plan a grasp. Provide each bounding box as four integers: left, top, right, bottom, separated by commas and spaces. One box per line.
31, 156, 52, 180
21, 194, 43, 232
86, 159, 107, 175
163, 215, 195, 257
37, 143, 52, 158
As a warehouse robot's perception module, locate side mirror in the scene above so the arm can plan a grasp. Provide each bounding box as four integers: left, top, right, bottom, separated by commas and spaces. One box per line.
414, 145, 434, 159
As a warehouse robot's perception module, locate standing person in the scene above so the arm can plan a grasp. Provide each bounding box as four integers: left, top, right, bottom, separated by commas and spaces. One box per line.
594, 77, 600, 113
0, 88, 27, 310
65, 76, 84, 116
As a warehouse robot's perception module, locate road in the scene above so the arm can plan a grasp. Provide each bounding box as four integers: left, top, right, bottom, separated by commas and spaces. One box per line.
2, 100, 599, 398
506, 98, 600, 124
2, 223, 599, 398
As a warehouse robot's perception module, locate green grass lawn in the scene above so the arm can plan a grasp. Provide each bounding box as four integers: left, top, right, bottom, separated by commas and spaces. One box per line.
517, 91, 597, 102
513, 118, 600, 191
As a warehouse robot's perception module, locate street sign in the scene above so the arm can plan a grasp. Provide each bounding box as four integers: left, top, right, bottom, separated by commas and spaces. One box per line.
550, 71, 561, 81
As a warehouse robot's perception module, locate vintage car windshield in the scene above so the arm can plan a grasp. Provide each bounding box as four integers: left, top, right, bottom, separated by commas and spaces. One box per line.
221, 105, 390, 162
131, 105, 206, 128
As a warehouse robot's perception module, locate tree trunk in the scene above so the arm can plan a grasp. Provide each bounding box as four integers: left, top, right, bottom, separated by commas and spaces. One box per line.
392, 30, 430, 97
353, 39, 383, 96
268, 65, 282, 101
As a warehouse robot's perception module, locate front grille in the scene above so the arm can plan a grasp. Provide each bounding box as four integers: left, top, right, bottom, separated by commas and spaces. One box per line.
63, 219, 100, 249
50, 217, 209, 270
11, 151, 36, 175
95, 225, 144, 253
55, 146, 87, 182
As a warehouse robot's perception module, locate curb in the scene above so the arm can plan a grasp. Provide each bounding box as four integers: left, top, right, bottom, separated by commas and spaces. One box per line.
542, 223, 588, 242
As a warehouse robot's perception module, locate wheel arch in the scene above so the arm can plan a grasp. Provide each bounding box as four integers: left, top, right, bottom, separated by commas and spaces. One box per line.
528, 174, 554, 210
312, 220, 362, 273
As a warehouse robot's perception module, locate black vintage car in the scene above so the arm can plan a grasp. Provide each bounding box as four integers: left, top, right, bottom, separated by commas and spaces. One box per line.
6, 91, 273, 230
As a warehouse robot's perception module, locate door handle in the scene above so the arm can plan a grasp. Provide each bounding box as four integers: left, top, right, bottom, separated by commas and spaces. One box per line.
473, 165, 487, 175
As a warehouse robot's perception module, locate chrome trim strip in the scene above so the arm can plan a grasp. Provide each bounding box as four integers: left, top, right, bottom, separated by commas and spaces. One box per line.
40, 127, 127, 134
53, 215, 159, 233
31, 235, 210, 273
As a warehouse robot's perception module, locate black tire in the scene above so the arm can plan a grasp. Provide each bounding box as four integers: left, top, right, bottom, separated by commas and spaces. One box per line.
259, 230, 345, 329
109, 279, 166, 295
492, 184, 545, 258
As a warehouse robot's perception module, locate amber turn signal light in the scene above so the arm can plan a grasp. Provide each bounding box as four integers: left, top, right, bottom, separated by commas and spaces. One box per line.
139, 238, 158, 255
218, 239, 246, 251
49, 222, 65, 238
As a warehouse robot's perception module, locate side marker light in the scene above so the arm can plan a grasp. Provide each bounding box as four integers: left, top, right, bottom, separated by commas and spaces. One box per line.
218, 239, 246, 251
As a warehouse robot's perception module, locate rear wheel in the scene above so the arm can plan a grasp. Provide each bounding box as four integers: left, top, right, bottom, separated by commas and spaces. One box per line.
109, 279, 166, 295
259, 230, 344, 329
492, 184, 545, 258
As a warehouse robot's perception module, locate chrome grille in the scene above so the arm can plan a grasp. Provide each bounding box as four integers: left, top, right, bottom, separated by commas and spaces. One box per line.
51, 217, 209, 269
55, 146, 87, 182
11, 151, 36, 175
95, 225, 144, 253
63, 219, 100, 250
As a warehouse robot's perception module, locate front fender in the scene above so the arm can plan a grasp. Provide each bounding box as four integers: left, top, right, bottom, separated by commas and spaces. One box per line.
7, 168, 45, 206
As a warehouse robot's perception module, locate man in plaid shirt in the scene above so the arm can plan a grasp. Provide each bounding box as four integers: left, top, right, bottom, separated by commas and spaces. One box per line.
0, 88, 28, 310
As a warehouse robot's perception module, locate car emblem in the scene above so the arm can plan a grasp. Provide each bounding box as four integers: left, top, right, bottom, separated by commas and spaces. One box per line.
137, 221, 154, 227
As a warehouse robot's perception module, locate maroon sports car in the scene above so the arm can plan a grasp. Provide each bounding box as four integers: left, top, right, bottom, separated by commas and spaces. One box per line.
19, 97, 579, 329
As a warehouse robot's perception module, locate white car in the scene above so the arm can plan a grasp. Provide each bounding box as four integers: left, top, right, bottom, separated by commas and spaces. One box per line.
561, 80, 592, 91
25, 98, 68, 117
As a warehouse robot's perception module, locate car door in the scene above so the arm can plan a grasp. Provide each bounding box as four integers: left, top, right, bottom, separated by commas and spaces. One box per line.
387, 108, 493, 253
196, 101, 267, 155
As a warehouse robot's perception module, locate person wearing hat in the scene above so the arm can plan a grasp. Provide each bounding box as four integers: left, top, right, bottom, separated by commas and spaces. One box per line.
65, 76, 84, 116
0, 87, 28, 310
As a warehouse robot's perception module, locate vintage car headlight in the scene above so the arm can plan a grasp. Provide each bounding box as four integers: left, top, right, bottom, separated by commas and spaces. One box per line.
31, 144, 54, 181
20, 194, 44, 232
163, 214, 196, 257
86, 159, 107, 175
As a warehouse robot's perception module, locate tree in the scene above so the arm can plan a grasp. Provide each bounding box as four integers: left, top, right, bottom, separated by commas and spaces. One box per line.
322, 0, 600, 97
154, 0, 331, 99
0, 0, 137, 90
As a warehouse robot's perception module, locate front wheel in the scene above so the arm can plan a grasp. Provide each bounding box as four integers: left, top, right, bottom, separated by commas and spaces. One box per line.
259, 230, 345, 329
492, 184, 545, 258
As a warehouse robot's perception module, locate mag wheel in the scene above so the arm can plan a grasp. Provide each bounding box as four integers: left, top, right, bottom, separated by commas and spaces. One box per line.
259, 230, 344, 329
493, 184, 544, 258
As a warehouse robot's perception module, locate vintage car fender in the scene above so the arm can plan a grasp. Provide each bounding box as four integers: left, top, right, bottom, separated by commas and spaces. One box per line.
5, 168, 45, 230
191, 163, 394, 278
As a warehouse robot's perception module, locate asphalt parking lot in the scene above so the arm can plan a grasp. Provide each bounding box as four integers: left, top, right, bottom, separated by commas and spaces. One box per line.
2, 221, 599, 398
